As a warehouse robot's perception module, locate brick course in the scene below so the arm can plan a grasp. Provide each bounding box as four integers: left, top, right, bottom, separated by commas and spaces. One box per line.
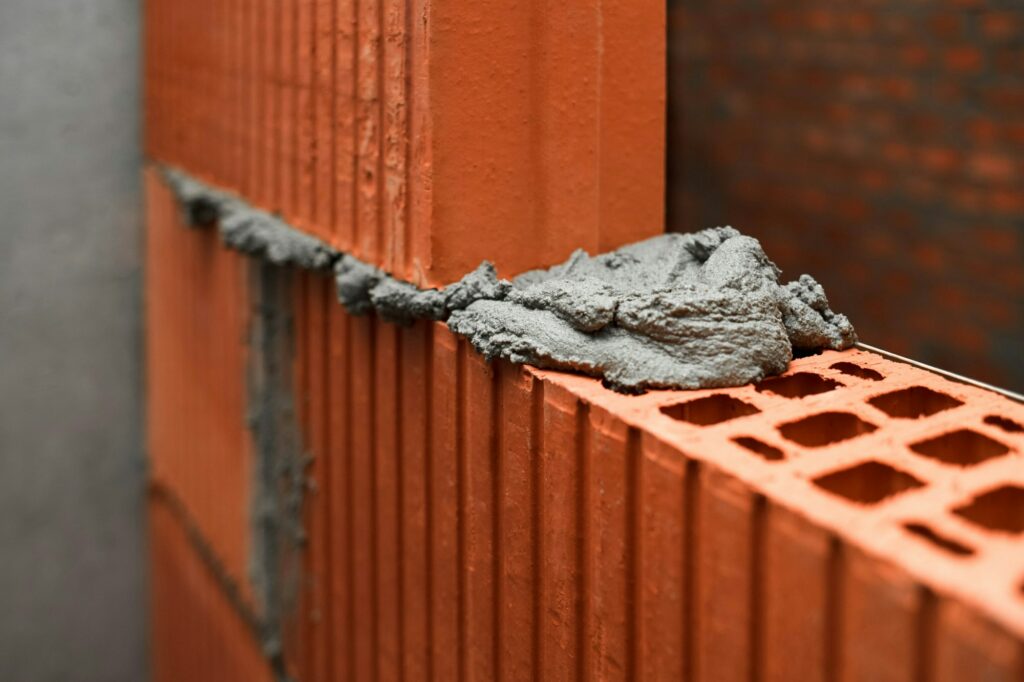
145, 0, 664, 286
147, 173, 1024, 678
667, 0, 1024, 390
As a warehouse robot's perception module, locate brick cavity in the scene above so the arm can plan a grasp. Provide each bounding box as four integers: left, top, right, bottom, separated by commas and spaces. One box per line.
813, 460, 924, 505
909, 429, 1010, 467
778, 411, 877, 447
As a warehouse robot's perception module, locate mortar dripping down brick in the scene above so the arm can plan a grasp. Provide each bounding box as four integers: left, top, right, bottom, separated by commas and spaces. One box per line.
161, 166, 857, 392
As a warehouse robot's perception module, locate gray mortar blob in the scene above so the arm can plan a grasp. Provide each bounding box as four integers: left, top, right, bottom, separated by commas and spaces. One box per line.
162, 166, 338, 270
161, 168, 855, 393
447, 226, 856, 392
334, 255, 385, 315
333, 257, 511, 322
161, 167, 228, 227
370, 279, 446, 324
219, 209, 337, 270
442, 261, 512, 311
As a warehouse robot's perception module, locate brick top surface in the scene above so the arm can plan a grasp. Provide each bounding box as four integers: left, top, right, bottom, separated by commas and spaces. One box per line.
530, 348, 1024, 637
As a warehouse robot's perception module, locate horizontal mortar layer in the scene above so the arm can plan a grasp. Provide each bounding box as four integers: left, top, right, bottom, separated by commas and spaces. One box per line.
147, 169, 1024, 680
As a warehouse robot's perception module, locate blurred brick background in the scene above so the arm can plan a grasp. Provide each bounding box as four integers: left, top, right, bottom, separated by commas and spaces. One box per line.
666, 0, 1024, 391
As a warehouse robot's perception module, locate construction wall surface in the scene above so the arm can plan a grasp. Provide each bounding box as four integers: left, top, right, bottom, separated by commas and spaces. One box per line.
141, 0, 1024, 679
147, 167, 1024, 682
0, 0, 145, 679
667, 0, 1024, 391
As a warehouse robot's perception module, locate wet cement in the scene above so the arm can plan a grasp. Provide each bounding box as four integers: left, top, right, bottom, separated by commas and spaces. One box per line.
162, 167, 856, 392
446, 228, 856, 391
163, 167, 337, 270
246, 260, 307, 682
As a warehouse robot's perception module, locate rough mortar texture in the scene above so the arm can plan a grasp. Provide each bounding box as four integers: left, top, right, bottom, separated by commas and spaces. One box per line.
245, 261, 308, 680
163, 169, 855, 392
449, 228, 856, 391
163, 167, 337, 270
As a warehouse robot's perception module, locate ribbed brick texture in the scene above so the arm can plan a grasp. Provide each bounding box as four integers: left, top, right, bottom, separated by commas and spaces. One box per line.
293, 333, 1024, 681
666, 0, 1024, 390
144, 0, 665, 286
147, 170, 1024, 681
535, 348, 1024, 681
144, 2, 1024, 675
146, 168, 256, 601
150, 495, 274, 682
146, 161, 1024, 675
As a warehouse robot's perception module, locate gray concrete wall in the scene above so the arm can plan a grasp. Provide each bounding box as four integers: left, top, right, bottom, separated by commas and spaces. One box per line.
0, 0, 145, 679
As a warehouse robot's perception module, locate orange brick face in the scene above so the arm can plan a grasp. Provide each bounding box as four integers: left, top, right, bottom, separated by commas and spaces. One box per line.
145, 168, 255, 601
145, 0, 665, 286
144, 1, 1024, 677
148, 162, 1024, 678
667, 1, 1024, 391
150, 496, 274, 682
537, 347, 1024, 677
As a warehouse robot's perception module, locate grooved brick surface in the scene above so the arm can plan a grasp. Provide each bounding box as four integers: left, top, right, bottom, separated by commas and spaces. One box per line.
144, 0, 665, 286
150, 496, 274, 682
147, 166, 1024, 680
533, 347, 1024, 679
145, 168, 255, 602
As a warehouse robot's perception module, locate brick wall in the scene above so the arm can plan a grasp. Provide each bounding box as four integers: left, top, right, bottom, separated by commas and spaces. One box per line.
147, 168, 1024, 681
144, 0, 1024, 678
666, 0, 1024, 391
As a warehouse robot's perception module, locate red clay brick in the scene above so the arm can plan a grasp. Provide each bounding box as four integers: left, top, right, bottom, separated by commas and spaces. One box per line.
539, 382, 585, 679
968, 153, 1017, 183
145, 2, 1024, 678
496, 366, 540, 680
398, 321, 431, 681
584, 408, 634, 680
638, 434, 687, 678
762, 504, 831, 682
530, 346, 1024, 678
150, 497, 274, 682
428, 326, 460, 681
981, 12, 1021, 40
148, 211, 1024, 678
666, 1, 1024, 389
145, 168, 255, 602
145, 0, 665, 285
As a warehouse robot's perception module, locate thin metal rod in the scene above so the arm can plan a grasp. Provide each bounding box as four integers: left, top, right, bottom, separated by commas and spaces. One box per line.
854, 342, 1024, 404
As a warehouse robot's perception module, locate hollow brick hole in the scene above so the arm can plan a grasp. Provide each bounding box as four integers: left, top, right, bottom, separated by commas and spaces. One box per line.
830, 362, 884, 381
812, 460, 925, 505
755, 372, 843, 398
909, 429, 1010, 467
953, 485, 1024, 535
732, 436, 785, 461
778, 411, 877, 447
902, 522, 975, 557
984, 415, 1024, 434
868, 386, 963, 419
660, 394, 760, 426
